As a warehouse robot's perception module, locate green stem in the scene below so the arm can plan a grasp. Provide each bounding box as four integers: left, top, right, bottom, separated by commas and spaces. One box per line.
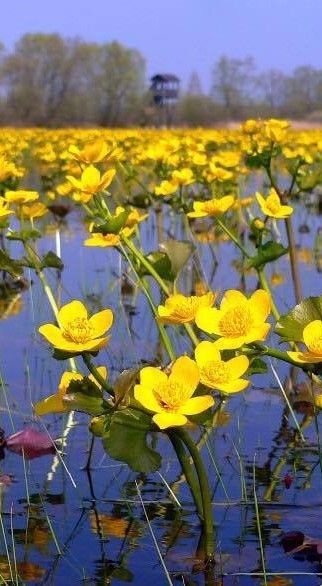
175, 428, 215, 559
257, 268, 280, 321
118, 244, 176, 361
284, 216, 303, 304
243, 343, 320, 372
216, 218, 251, 259
122, 236, 199, 348
169, 433, 204, 517
82, 352, 114, 397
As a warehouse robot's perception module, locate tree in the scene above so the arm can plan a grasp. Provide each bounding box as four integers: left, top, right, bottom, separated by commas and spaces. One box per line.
211, 55, 256, 118
94, 41, 146, 126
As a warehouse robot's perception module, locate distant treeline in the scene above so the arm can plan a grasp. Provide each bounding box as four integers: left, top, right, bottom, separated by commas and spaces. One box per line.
1, 34, 322, 127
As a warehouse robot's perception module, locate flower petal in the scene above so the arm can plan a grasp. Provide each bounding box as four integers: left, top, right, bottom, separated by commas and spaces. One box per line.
34, 394, 66, 415
195, 341, 221, 366
220, 290, 246, 310
303, 320, 322, 352
39, 324, 64, 346
195, 307, 221, 334
249, 290, 271, 322
134, 384, 161, 412
89, 309, 113, 337
287, 351, 322, 364
169, 356, 199, 397
153, 412, 187, 429
215, 379, 249, 393
179, 395, 214, 415
226, 355, 249, 378
139, 366, 167, 389
58, 300, 88, 329
213, 335, 246, 350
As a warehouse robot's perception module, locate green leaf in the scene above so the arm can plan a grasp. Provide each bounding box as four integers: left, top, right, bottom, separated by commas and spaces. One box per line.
6, 229, 41, 241
140, 251, 175, 281
247, 358, 267, 375
102, 409, 161, 473
0, 250, 23, 276
41, 251, 64, 270
62, 377, 109, 415
276, 295, 322, 342
159, 239, 195, 277
248, 241, 289, 269
92, 210, 129, 235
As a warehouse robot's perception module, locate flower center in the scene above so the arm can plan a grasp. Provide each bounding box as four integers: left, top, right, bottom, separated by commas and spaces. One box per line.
266, 195, 281, 214
219, 305, 252, 337
172, 297, 203, 320
309, 334, 322, 355
202, 200, 219, 214
201, 360, 230, 384
154, 381, 190, 412
63, 317, 93, 344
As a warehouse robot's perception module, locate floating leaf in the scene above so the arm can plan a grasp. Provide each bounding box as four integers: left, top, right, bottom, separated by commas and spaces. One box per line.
5, 428, 56, 459
63, 377, 109, 416
276, 295, 322, 342
0, 250, 23, 276
248, 241, 289, 269
102, 409, 161, 473
159, 239, 195, 277
41, 251, 64, 270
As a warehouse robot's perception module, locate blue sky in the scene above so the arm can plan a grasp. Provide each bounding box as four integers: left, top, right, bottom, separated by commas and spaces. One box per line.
4, 0, 322, 91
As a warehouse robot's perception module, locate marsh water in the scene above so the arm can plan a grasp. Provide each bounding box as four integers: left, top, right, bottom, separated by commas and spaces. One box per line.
0, 199, 321, 586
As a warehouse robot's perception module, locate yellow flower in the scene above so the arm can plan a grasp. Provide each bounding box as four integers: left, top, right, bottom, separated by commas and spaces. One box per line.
5, 190, 39, 205
115, 206, 148, 230
264, 118, 289, 143
287, 320, 322, 364
255, 188, 293, 219
34, 366, 107, 415
69, 140, 109, 164
134, 356, 214, 429
69, 140, 122, 164
195, 341, 249, 393
171, 168, 194, 186
0, 199, 14, 219
84, 233, 120, 247
158, 292, 216, 324
39, 300, 113, 353
187, 195, 235, 218
21, 202, 47, 219
196, 289, 271, 349
155, 179, 178, 196
66, 165, 116, 200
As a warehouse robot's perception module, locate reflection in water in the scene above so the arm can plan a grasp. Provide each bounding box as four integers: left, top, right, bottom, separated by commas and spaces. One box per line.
0, 203, 321, 585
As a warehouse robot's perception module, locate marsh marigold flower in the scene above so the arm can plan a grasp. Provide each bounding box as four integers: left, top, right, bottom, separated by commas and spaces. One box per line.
256, 188, 293, 219
158, 292, 216, 324
287, 320, 322, 364
67, 165, 116, 200
196, 289, 271, 349
187, 195, 235, 218
84, 233, 120, 247
5, 190, 39, 205
39, 300, 113, 353
195, 341, 249, 393
0, 199, 14, 219
134, 356, 214, 429
35, 366, 107, 415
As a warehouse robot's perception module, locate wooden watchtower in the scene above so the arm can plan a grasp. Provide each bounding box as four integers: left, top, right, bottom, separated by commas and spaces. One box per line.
150, 73, 180, 126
